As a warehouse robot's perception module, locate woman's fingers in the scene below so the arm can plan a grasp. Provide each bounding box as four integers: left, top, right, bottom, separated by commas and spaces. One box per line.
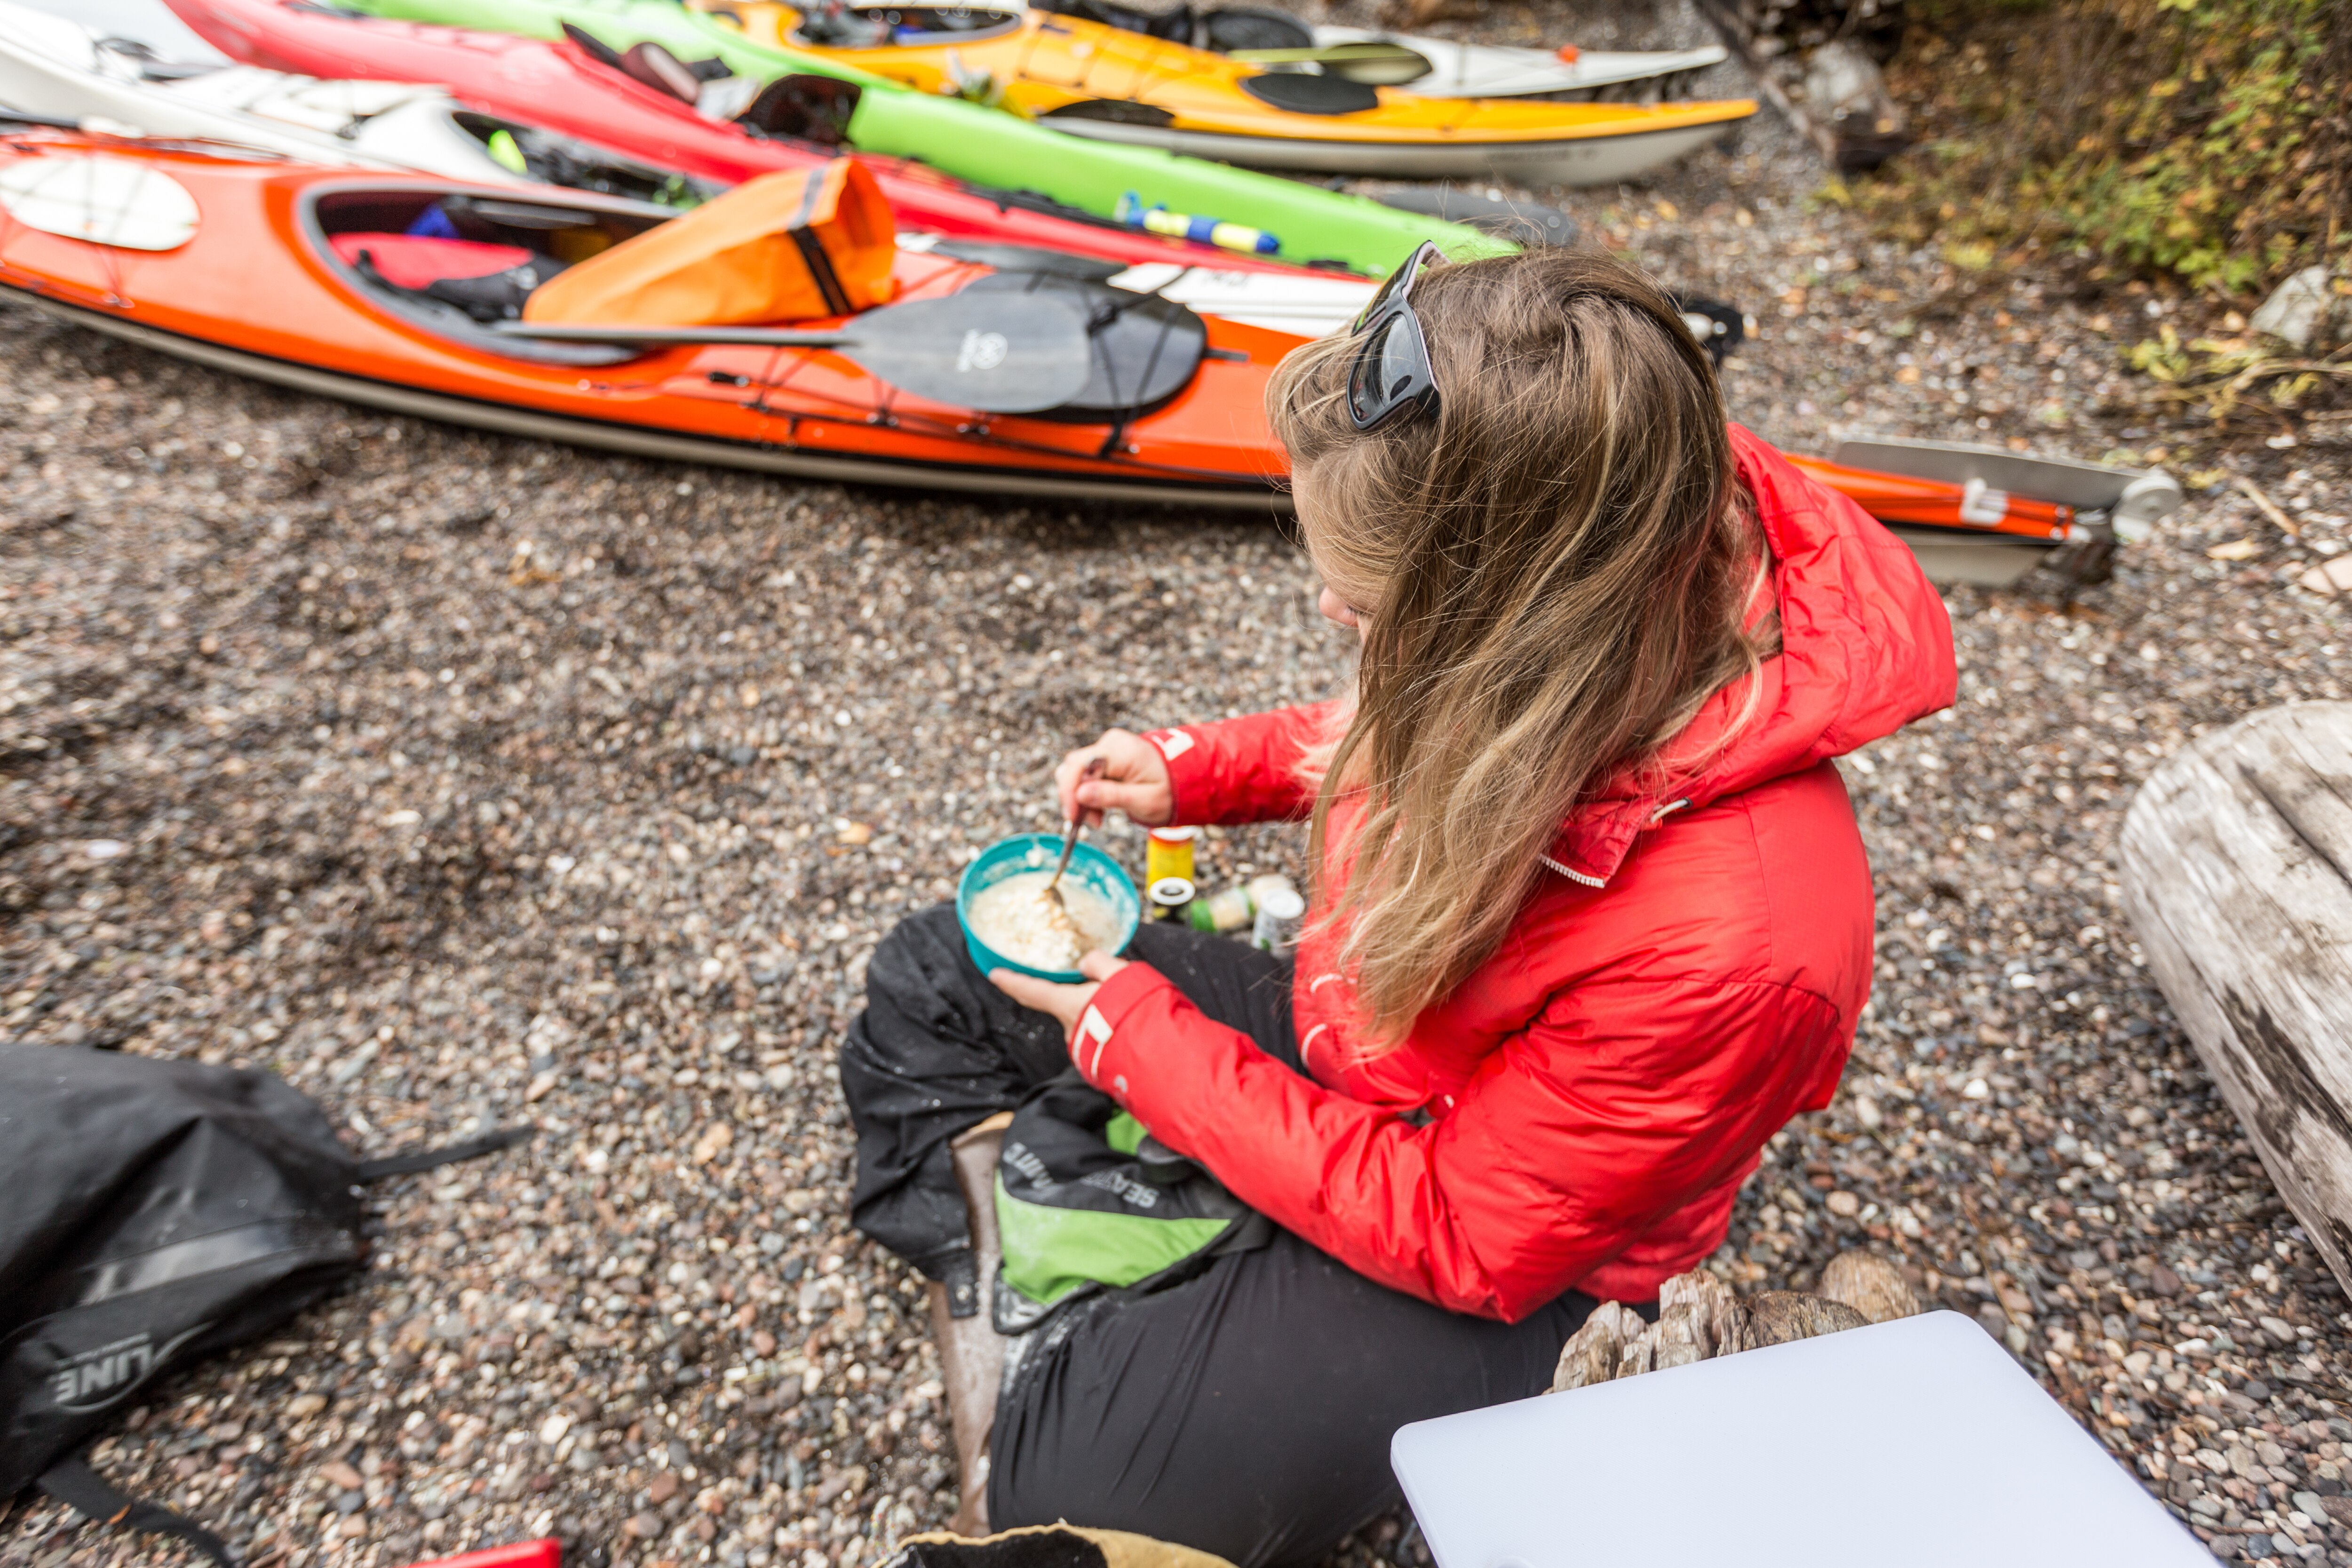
1053, 728, 1176, 828
1074, 779, 1166, 823
1053, 744, 1110, 825
988, 968, 1100, 1037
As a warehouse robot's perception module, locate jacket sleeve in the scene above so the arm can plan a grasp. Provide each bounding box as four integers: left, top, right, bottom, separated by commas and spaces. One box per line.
1072, 961, 1851, 1321
1145, 702, 1337, 827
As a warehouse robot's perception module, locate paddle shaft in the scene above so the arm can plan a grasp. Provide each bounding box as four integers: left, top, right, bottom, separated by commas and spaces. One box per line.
497, 324, 854, 346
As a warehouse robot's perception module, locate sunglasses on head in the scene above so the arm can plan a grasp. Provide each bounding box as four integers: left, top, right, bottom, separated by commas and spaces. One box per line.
1345, 241, 1444, 433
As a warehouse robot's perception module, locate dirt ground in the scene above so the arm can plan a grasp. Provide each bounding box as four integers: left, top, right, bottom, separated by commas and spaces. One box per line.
6, 2, 2352, 1564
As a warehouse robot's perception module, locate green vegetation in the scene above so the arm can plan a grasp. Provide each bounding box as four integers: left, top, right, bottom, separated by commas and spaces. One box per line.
1847, 0, 2349, 299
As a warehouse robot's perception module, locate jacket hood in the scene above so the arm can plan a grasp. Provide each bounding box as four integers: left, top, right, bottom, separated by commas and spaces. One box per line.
1541, 425, 1957, 887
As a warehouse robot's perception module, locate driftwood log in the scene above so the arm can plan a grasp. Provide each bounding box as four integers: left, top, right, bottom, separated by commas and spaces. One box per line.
2119, 702, 2352, 1296
1549, 1252, 1918, 1393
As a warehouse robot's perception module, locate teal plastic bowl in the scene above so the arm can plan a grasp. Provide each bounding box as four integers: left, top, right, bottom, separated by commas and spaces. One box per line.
957, 834, 1140, 983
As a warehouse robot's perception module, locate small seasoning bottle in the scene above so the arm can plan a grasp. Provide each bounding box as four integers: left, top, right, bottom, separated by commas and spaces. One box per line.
1187, 884, 1255, 934
1146, 826, 1199, 889
1250, 883, 1306, 954
1147, 876, 1196, 923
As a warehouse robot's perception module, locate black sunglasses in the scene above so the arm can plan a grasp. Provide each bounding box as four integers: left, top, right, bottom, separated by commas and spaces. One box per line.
1345, 241, 1443, 432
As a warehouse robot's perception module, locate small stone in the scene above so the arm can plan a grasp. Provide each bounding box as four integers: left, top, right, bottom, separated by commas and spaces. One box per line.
752, 1330, 777, 1357
2249, 265, 2335, 350
2294, 1490, 2328, 1522
625, 1512, 663, 1538
2259, 1316, 2296, 1345
286, 1393, 328, 1419
321, 1460, 363, 1490
2147, 1263, 2183, 1297
1824, 1190, 1861, 1218
648, 1472, 680, 1504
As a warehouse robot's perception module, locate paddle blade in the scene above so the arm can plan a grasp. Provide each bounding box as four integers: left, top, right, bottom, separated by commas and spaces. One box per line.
841, 293, 1095, 414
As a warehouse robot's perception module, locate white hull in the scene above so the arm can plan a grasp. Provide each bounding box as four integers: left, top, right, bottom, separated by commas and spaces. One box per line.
1045, 112, 1747, 186
1104, 260, 1372, 336
896, 237, 1376, 338
1312, 30, 1728, 100
0, 0, 522, 183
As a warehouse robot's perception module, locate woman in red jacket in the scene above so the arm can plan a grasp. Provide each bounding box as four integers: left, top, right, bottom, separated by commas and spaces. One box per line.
842, 247, 1955, 1563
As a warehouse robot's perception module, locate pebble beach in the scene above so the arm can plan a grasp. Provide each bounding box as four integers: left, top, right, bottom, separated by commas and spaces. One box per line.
6, 0, 2352, 1561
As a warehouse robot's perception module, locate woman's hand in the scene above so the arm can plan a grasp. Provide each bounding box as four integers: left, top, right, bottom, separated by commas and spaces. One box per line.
991, 951, 1130, 1041
1055, 729, 1173, 828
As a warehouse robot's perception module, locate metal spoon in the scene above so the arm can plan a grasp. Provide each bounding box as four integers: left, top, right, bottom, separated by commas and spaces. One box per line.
1041, 758, 1105, 931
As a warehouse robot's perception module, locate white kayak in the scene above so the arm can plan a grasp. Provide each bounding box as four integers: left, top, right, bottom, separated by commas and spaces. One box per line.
0, 5, 1386, 339
1311, 31, 1730, 101
0, 0, 524, 183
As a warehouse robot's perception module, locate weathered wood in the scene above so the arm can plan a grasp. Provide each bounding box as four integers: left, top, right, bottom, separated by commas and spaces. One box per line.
2119, 701, 2352, 1296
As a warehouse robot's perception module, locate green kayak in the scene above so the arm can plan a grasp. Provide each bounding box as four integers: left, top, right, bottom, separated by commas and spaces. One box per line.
340, 0, 1505, 275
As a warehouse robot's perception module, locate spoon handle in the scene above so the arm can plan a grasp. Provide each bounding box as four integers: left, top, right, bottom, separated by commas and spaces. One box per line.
1047, 758, 1107, 891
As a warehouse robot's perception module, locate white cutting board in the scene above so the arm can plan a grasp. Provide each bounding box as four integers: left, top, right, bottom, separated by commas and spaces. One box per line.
1391, 1310, 2211, 1568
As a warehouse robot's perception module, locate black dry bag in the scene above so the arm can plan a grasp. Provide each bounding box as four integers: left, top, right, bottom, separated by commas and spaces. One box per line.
0, 1043, 528, 1564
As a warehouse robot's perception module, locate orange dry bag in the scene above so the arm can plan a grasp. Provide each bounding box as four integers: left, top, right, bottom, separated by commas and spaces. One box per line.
521, 159, 895, 328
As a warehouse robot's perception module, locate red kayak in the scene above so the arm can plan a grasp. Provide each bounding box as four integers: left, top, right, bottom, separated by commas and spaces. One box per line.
163, 0, 1329, 277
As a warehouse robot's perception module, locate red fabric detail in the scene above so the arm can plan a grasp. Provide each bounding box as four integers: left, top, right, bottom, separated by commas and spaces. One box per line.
331, 232, 534, 290
1152, 703, 1333, 828
1083, 429, 1957, 1319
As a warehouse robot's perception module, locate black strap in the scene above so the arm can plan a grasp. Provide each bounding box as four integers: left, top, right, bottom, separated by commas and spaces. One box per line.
356, 1124, 536, 1181
38, 1455, 239, 1568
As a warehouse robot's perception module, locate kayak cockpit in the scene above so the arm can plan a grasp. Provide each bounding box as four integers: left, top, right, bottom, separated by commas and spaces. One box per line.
301, 182, 1214, 421
302, 184, 660, 364
788, 3, 1024, 49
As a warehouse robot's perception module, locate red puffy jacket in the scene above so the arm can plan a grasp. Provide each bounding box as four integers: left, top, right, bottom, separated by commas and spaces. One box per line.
1072, 427, 1957, 1320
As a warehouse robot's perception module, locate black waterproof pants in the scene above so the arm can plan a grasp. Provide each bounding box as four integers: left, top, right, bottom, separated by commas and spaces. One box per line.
842, 905, 1601, 1567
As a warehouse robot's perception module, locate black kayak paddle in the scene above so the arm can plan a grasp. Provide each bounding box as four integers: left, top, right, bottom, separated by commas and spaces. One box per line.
497, 291, 1095, 414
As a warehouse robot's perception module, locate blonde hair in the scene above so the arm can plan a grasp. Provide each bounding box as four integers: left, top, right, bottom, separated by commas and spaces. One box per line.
1271, 247, 1776, 1044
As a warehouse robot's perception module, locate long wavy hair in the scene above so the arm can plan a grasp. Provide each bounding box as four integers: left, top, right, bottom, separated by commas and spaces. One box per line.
1269, 246, 1778, 1044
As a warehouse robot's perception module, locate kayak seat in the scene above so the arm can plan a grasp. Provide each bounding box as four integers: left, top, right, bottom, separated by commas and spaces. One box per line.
620, 41, 704, 105
1238, 72, 1381, 114
736, 75, 863, 148
331, 233, 565, 325
329, 232, 536, 290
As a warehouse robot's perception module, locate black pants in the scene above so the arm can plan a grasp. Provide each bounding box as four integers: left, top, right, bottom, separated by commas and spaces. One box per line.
843, 905, 1600, 1567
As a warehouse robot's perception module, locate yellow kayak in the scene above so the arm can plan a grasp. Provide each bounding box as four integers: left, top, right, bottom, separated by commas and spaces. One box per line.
691, 0, 1755, 185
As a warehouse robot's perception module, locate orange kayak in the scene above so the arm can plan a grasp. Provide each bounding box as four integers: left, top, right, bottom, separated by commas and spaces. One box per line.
0, 130, 1296, 505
